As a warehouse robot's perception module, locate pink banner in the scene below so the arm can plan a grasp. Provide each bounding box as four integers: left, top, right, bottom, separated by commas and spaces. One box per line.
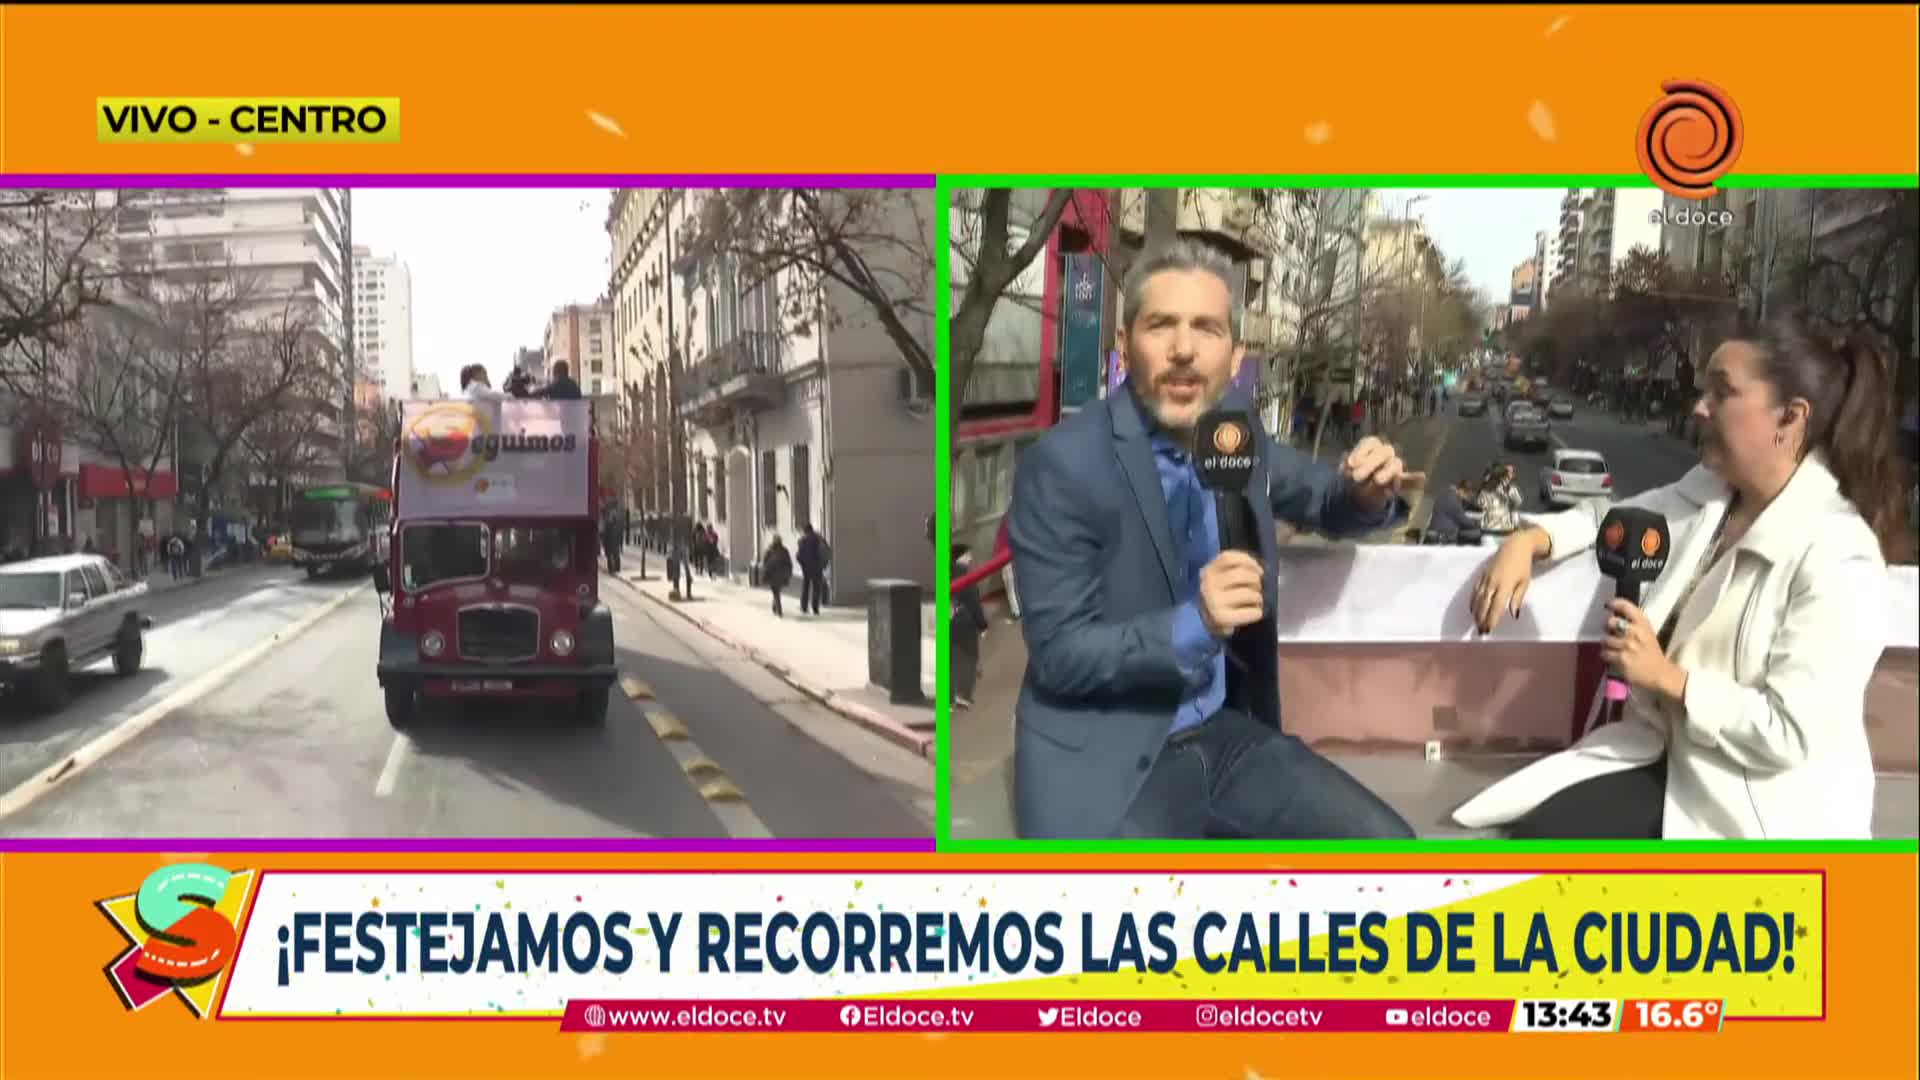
559, 998, 1515, 1033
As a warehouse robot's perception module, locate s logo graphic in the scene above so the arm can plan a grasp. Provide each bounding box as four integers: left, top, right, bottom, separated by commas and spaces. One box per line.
136, 865, 237, 981
100, 863, 257, 1016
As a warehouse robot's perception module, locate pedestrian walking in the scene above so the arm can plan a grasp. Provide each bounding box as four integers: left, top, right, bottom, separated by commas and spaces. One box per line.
761, 534, 793, 617
950, 543, 987, 709
601, 508, 623, 574
676, 531, 696, 600
705, 525, 721, 579
166, 534, 187, 579
795, 522, 830, 615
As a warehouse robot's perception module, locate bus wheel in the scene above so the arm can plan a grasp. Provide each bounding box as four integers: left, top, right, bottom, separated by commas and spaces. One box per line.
578, 686, 610, 727
384, 683, 418, 731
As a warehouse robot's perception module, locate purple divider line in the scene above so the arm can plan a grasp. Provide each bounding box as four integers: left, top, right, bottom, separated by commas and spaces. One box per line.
0, 837, 933, 853
0, 174, 935, 189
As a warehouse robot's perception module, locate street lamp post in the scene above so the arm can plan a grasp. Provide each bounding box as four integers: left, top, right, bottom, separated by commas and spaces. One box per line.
1400, 194, 1429, 418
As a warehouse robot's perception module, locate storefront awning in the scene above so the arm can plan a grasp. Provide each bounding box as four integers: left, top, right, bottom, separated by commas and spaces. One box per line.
78, 464, 179, 500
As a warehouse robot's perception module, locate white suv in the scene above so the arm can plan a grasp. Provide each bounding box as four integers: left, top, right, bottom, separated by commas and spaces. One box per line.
0, 554, 152, 711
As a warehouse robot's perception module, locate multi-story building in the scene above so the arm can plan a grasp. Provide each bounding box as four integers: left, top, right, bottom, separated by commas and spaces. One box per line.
1510, 256, 1541, 320
409, 372, 445, 399
609, 189, 935, 601
542, 302, 615, 440
607, 189, 698, 520
4, 188, 353, 560
1550, 189, 1585, 296
1539, 230, 1562, 309
543, 302, 613, 397
674, 191, 935, 604
352, 246, 414, 401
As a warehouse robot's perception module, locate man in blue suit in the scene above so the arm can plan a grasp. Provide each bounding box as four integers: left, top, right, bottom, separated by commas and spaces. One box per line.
1006, 238, 1421, 840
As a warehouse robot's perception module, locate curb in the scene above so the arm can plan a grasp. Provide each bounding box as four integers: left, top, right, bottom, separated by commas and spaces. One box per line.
611, 575, 937, 760
0, 580, 369, 819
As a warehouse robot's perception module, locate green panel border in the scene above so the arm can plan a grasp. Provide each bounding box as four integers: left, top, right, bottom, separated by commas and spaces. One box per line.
930, 171, 1919, 856
934, 184, 953, 838
940, 173, 1919, 190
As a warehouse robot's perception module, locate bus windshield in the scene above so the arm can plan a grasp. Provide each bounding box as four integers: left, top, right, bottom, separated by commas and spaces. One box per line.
491, 527, 575, 586
290, 497, 366, 542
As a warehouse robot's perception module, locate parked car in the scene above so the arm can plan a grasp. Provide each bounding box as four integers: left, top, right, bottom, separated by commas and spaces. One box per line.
1457, 392, 1488, 417
1502, 402, 1552, 451
1539, 449, 1613, 506
1547, 396, 1574, 419
0, 554, 153, 711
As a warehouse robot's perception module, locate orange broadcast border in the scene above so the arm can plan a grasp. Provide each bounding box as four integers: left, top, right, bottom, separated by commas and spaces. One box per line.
0, 4, 1912, 173
0, 851, 1914, 1079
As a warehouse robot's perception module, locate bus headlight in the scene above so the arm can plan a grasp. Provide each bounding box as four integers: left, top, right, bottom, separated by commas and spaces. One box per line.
421, 631, 446, 657
549, 629, 576, 657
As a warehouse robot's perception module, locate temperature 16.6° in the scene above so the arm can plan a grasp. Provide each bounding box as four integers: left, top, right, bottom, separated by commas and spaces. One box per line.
1621, 999, 1725, 1033
1512, 999, 1619, 1032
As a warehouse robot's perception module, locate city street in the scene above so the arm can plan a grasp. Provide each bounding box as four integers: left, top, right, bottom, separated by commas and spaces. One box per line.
0, 565, 934, 839
1431, 398, 1699, 514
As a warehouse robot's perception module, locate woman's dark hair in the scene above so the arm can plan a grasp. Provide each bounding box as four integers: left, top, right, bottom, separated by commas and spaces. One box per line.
1738, 316, 1906, 560
458, 364, 478, 389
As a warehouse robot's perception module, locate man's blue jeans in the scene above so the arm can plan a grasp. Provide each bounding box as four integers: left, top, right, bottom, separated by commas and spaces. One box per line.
1117, 709, 1416, 840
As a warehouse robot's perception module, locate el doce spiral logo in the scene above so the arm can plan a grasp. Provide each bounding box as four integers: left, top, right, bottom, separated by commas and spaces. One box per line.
1636, 79, 1744, 200
1212, 419, 1248, 455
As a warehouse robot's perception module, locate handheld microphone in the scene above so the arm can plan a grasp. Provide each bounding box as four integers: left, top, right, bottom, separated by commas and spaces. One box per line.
1195, 409, 1260, 555
1594, 507, 1671, 703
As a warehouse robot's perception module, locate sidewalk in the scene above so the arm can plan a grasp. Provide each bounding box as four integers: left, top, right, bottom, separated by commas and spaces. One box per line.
612, 552, 938, 760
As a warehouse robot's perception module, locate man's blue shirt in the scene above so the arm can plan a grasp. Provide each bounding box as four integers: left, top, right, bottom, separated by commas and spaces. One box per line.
1150, 431, 1228, 737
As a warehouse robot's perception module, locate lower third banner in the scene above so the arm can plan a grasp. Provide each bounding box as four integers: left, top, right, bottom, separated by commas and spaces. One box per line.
99, 868, 1826, 1021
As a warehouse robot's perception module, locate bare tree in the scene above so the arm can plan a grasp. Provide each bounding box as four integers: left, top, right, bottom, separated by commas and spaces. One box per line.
0, 190, 118, 361
677, 189, 937, 393
1792, 189, 1919, 401
54, 297, 188, 563
173, 270, 333, 567
947, 189, 1075, 425
242, 368, 337, 517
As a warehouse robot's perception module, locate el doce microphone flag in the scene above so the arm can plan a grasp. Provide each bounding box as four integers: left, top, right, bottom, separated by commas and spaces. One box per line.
1196, 410, 1259, 554
1595, 506, 1671, 702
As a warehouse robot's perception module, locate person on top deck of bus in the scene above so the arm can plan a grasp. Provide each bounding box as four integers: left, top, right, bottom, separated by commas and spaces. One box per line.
540, 362, 583, 400
461, 364, 504, 400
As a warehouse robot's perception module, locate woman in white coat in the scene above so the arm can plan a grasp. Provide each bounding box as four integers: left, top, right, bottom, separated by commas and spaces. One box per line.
1455, 320, 1908, 840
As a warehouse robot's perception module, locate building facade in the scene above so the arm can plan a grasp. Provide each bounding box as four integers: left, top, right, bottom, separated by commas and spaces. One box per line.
352, 245, 414, 400
4, 188, 352, 561
673, 191, 935, 604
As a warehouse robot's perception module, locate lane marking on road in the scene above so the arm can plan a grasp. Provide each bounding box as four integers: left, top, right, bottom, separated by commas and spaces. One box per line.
646, 710, 689, 741
374, 734, 412, 798
649, 727, 769, 836
0, 583, 369, 821
620, 676, 654, 700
